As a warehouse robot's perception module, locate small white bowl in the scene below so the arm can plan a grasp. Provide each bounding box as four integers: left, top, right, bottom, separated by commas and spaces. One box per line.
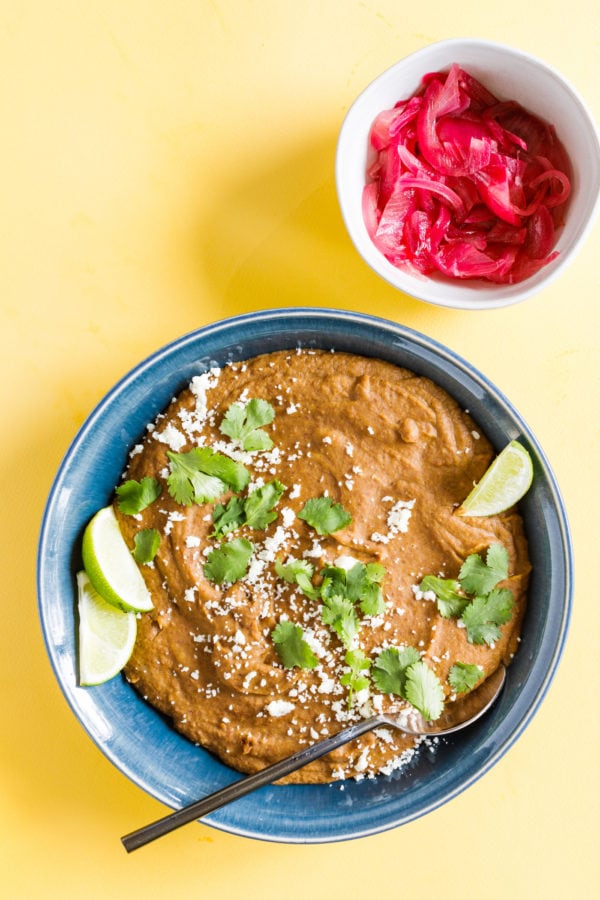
336, 38, 600, 310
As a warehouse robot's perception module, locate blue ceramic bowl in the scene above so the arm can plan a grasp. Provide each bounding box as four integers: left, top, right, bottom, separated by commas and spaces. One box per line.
37, 308, 572, 843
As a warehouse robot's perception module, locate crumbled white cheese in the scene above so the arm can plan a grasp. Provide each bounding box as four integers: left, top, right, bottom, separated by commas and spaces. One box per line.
335, 554, 359, 572
154, 423, 186, 452
281, 506, 296, 528
189, 368, 221, 427
266, 700, 295, 718
371, 499, 416, 544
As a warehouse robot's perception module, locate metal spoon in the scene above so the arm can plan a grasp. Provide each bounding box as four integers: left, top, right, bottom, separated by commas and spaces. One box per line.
121, 664, 506, 852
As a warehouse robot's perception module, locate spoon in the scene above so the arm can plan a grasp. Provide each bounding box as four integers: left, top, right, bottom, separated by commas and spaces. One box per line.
121, 664, 506, 852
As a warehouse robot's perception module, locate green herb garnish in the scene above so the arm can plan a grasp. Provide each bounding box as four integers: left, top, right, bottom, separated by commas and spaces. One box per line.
220, 398, 275, 452
460, 589, 514, 645
371, 646, 420, 696
321, 594, 360, 648
418, 543, 514, 647
203, 537, 253, 584
211, 495, 246, 538
275, 558, 387, 645
271, 620, 319, 670
212, 480, 286, 538
448, 662, 484, 694
297, 496, 352, 535
459, 543, 509, 595
372, 647, 444, 721
166, 447, 250, 506
243, 480, 286, 529
419, 575, 468, 619
132, 528, 160, 564
403, 660, 445, 721
274, 558, 319, 600
116, 477, 161, 515
340, 649, 371, 708
321, 562, 386, 617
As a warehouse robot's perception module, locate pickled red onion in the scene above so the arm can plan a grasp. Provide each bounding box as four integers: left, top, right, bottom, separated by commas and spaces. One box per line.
363, 64, 572, 284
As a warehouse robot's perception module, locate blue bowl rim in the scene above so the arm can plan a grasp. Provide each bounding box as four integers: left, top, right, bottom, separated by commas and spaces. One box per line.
37, 307, 573, 842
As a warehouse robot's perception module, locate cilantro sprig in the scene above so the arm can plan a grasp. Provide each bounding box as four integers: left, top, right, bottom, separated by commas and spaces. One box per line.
321, 562, 386, 617
372, 647, 444, 721
419, 575, 468, 619
321, 595, 360, 648
460, 589, 513, 645
448, 662, 484, 694
275, 557, 387, 648
340, 649, 371, 708
271, 620, 319, 670
404, 661, 445, 721
274, 558, 319, 600
459, 543, 510, 595
116, 477, 161, 515
132, 528, 160, 564
297, 496, 352, 535
371, 646, 420, 696
203, 537, 253, 584
419, 543, 514, 646
212, 480, 286, 537
220, 398, 275, 452
166, 447, 250, 506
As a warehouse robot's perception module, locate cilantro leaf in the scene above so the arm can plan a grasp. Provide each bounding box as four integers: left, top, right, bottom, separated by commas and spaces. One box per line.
166, 447, 250, 505
419, 575, 469, 619
347, 562, 386, 615
460, 588, 514, 645
212, 496, 246, 538
358, 580, 386, 617
371, 646, 420, 696
211, 480, 285, 538
321, 595, 360, 648
274, 557, 318, 599
404, 661, 445, 721
448, 662, 484, 694
459, 543, 509, 596
319, 566, 347, 600
203, 537, 254, 584
132, 528, 160, 564
340, 649, 372, 708
220, 399, 275, 452
271, 620, 319, 669
244, 480, 285, 529
191, 446, 251, 492
320, 561, 387, 624
297, 496, 352, 535
116, 477, 161, 515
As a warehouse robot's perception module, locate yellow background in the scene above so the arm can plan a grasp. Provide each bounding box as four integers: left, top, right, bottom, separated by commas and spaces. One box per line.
1, 2, 598, 897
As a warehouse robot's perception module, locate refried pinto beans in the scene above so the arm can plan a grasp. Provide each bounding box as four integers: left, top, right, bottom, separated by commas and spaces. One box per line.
120, 349, 529, 783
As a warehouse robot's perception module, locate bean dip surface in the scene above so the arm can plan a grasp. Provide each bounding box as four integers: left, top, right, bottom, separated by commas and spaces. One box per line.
119, 349, 530, 783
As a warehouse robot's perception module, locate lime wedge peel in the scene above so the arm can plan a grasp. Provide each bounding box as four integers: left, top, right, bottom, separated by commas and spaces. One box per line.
77, 571, 137, 686
457, 440, 533, 517
82, 505, 153, 613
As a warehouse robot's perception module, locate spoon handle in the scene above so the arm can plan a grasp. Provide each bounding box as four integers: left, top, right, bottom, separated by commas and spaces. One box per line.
121, 715, 381, 852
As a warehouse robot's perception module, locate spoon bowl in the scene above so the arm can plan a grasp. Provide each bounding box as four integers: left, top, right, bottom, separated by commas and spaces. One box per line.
122, 664, 506, 852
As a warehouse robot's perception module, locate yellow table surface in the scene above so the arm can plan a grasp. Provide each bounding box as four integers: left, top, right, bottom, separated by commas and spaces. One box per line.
2, 2, 598, 897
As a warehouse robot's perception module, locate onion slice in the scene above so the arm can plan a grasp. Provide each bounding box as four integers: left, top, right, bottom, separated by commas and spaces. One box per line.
363, 65, 572, 284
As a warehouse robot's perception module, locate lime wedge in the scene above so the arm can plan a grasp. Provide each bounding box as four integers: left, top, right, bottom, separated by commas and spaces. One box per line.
82, 505, 153, 613
457, 440, 533, 517
77, 571, 137, 685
